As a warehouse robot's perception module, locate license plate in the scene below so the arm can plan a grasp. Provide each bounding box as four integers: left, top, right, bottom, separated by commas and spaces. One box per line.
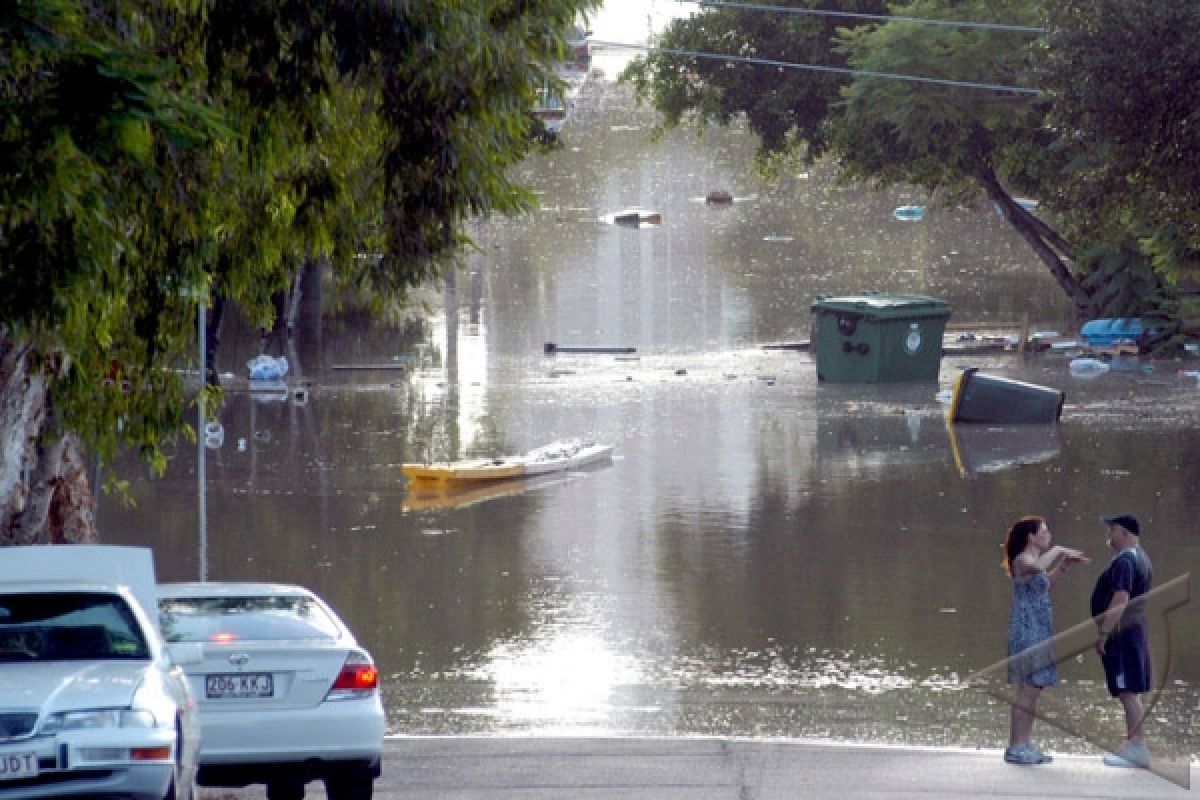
0, 752, 38, 781
206, 672, 274, 699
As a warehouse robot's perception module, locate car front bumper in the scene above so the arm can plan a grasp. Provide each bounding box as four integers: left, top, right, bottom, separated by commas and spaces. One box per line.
0, 728, 176, 800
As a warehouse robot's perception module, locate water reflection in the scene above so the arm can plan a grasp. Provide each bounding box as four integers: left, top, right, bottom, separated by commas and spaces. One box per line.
99, 75, 1200, 759
948, 424, 1063, 477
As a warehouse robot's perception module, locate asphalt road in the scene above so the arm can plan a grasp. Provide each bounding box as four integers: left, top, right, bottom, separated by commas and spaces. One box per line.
197, 736, 1196, 799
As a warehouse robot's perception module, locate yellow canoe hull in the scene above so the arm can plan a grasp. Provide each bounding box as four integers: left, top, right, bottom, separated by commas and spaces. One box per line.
401, 459, 525, 487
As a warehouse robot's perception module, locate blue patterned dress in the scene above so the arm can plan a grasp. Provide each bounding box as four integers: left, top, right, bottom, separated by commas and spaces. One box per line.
1007, 571, 1057, 686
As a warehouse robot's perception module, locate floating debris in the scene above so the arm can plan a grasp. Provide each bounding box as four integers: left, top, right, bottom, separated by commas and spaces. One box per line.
948, 368, 1065, 424
893, 205, 925, 221
544, 342, 636, 355
605, 208, 661, 227
1080, 317, 1158, 347
1069, 357, 1111, 378
247, 354, 288, 380
203, 421, 224, 449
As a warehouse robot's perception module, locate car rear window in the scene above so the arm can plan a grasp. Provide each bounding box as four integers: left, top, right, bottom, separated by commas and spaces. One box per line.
158, 595, 341, 643
0, 592, 151, 661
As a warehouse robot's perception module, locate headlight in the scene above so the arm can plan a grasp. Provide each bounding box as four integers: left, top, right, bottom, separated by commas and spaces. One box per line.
41, 709, 157, 733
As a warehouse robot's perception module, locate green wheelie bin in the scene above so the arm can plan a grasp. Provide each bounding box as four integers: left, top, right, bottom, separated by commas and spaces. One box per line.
811, 293, 951, 382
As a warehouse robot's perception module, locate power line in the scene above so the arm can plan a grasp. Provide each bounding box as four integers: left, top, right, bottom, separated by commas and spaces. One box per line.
677, 0, 1046, 34
590, 40, 1043, 95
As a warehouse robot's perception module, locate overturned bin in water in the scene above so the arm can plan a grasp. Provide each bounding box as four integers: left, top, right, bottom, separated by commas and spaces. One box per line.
811, 293, 951, 382
948, 368, 1065, 424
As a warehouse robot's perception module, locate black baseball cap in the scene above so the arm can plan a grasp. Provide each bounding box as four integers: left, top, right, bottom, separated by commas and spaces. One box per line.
1101, 514, 1140, 535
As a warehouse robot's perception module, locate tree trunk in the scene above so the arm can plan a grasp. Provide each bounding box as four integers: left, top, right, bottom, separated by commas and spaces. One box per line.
977, 167, 1096, 319
0, 330, 99, 546
205, 294, 225, 387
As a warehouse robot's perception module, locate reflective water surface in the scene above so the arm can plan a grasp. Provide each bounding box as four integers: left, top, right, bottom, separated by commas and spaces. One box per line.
103, 78, 1200, 760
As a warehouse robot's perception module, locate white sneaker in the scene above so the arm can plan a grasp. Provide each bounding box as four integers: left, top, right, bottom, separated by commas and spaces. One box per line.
1103, 741, 1150, 768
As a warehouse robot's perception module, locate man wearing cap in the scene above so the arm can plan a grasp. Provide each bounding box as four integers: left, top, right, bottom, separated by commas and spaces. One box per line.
1090, 514, 1154, 768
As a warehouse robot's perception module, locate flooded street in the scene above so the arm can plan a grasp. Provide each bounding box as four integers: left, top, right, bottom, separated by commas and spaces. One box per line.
103, 75, 1200, 761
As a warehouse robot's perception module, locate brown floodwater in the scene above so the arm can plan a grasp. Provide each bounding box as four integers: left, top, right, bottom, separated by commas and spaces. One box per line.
102, 78, 1200, 761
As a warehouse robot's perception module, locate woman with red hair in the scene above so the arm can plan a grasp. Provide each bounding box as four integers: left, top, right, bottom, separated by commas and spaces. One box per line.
1002, 515, 1090, 765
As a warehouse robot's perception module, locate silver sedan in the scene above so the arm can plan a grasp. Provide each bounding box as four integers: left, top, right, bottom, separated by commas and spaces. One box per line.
157, 583, 385, 800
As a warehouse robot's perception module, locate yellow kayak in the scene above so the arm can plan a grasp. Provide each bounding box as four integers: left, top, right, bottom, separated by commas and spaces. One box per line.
401, 457, 525, 488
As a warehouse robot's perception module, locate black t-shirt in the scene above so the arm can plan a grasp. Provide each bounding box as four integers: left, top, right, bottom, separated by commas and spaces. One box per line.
1090, 547, 1153, 628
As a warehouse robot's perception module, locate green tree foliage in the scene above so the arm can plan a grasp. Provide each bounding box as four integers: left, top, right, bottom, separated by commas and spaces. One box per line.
2, 0, 216, 475
0, 0, 597, 543
1039, 0, 1200, 293
622, 0, 1196, 322
831, 0, 1098, 314
833, 0, 1043, 192
623, 0, 889, 161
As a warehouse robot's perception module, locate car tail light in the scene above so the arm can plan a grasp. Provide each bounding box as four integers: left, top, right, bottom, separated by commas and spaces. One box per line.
326, 651, 378, 700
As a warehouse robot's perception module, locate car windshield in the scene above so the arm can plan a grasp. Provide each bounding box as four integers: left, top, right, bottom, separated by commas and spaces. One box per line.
158, 595, 341, 643
0, 592, 151, 661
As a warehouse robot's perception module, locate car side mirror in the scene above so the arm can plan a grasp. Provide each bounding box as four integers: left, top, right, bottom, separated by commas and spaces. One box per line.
167, 642, 204, 666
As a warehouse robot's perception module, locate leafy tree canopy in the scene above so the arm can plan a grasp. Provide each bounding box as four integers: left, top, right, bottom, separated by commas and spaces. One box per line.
0, 0, 597, 541
622, 0, 1200, 322
1039, 0, 1200, 290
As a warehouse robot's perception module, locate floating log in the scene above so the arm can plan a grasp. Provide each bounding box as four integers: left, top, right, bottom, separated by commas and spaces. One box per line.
761, 341, 810, 351
544, 342, 637, 355
941, 338, 1011, 355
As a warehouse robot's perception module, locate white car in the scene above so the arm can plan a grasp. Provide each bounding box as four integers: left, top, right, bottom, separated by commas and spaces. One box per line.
0, 545, 201, 800
156, 582, 385, 800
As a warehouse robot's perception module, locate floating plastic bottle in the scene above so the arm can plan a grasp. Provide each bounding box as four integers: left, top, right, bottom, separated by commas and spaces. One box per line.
1068, 357, 1110, 377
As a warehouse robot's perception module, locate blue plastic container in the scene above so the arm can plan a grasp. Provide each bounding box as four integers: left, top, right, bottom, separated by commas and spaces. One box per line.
1079, 318, 1154, 347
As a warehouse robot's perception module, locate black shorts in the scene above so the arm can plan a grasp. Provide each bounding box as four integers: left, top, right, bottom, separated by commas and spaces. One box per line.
1102, 625, 1153, 697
